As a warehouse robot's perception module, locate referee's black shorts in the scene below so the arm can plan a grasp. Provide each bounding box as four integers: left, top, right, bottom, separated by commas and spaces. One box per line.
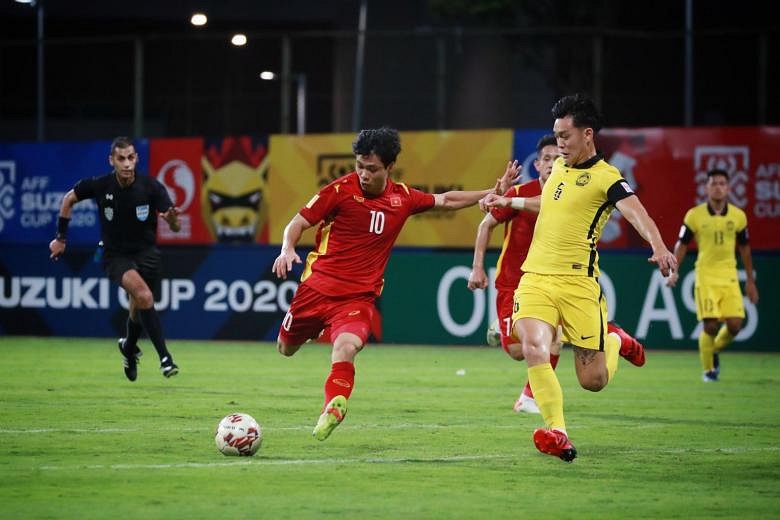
103, 247, 163, 298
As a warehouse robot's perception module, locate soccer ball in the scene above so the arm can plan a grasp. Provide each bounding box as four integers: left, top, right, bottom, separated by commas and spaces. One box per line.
486, 319, 502, 348
215, 412, 263, 456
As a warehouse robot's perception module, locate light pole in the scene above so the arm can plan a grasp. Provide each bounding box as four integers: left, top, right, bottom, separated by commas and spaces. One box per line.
15, 0, 44, 141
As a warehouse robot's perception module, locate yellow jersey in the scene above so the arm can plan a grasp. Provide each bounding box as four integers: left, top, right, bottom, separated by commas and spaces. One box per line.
522, 154, 635, 277
679, 202, 749, 285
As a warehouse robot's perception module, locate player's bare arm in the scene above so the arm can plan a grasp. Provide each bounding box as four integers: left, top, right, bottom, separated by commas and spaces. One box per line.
468, 212, 499, 290
162, 207, 181, 233
665, 240, 688, 287
49, 189, 79, 260
272, 214, 313, 279
738, 243, 759, 303
481, 194, 541, 213
615, 196, 677, 276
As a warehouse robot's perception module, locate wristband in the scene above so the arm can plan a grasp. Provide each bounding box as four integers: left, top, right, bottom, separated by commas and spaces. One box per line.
510, 197, 526, 210
56, 216, 71, 241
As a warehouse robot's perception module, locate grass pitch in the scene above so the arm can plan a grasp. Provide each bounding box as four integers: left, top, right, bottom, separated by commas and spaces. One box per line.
1, 337, 779, 519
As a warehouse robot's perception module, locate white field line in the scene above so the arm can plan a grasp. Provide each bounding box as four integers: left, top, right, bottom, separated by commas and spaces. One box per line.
33, 446, 780, 472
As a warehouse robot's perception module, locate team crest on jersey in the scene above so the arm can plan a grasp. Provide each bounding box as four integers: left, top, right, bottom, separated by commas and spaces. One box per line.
576, 173, 591, 186
104, 207, 114, 221
390, 195, 401, 207
727, 221, 735, 231
353, 195, 365, 203
136, 204, 150, 221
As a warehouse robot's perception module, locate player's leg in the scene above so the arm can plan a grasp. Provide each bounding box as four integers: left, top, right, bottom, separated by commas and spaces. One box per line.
514, 325, 562, 414
276, 284, 326, 357
121, 269, 178, 377
117, 298, 143, 381
695, 283, 721, 381
312, 298, 374, 441
711, 282, 746, 378
607, 322, 645, 367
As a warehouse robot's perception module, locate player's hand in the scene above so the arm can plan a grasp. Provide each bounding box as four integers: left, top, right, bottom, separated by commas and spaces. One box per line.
745, 280, 759, 304
467, 267, 488, 290
496, 160, 522, 194
648, 249, 677, 277
49, 238, 66, 261
665, 270, 679, 288
481, 193, 510, 210
163, 206, 181, 232
272, 249, 301, 279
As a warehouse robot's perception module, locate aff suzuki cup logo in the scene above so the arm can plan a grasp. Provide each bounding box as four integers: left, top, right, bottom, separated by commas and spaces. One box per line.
0, 161, 17, 234
157, 159, 195, 211
694, 146, 749, 207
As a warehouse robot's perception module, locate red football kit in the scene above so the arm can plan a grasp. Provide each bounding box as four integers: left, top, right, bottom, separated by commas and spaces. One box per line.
489, 179, 541, 348
279, 172, 435, 346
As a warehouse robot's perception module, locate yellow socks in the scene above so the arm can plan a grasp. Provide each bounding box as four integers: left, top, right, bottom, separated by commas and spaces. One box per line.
699, 331, 716, 371
714, 325, 735, 353
528, 363, 565, 432
605, 333, 620, 381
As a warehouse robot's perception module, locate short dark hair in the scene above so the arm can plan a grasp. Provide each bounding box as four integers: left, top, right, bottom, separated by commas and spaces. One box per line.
352, 127, 401, 167
536, 134, 557, 155
707, 168, 729, 181
110, 136, 135, 154
551, 94, 603, 133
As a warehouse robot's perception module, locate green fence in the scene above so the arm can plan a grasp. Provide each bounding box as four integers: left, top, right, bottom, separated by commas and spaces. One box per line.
380, 251, 779, 351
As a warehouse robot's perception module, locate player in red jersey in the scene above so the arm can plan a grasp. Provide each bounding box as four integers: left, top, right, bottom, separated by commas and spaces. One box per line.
272, 127, 518, 441
470, 134, 646, 416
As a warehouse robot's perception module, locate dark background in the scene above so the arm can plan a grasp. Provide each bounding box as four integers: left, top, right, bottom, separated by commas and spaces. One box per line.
1, 0, 778, 140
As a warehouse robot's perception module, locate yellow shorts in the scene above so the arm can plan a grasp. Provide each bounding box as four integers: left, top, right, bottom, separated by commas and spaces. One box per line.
513, 273, 608, 351
695, 281, 745, 320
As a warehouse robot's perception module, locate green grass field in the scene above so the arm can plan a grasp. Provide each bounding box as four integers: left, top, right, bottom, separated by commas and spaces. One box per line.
1, 337, 779, 519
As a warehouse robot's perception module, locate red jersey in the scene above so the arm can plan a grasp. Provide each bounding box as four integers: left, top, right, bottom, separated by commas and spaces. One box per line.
298, 172, 435, 297
490, 180, 542, 292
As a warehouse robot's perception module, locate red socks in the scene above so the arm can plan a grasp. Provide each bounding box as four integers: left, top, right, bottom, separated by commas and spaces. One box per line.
523, 353, 559, 398
323, 361, 355, 409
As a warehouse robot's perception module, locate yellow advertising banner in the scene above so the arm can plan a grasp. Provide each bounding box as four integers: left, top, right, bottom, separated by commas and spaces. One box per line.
268, 129, 513, 247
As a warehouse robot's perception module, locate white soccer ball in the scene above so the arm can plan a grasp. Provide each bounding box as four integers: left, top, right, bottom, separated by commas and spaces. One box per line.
215, 412, 263, 456
486, 319, 502, 348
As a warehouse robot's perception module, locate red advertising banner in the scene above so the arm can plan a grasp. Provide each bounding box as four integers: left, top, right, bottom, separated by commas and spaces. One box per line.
596, 127, 780, 250
150, 136, 270, 244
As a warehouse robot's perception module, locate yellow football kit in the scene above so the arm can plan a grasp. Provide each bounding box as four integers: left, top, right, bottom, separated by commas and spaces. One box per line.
513, 154, 635, 350
679, 202, 748, 320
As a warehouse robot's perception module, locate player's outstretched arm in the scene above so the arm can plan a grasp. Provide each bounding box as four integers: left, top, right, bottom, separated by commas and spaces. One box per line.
481, 194, 541, 213
49, 189, 79, 261
616, 196, 677, 277
272, 214, 313, 279
468, 213, 498, 290
496, 160, 522, 194
738, 243, 759, 303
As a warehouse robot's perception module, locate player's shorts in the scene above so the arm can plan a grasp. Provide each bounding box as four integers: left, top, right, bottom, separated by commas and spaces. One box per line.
495, 289, 518, 351
103, 247, 162, 299
278, 282, 377, 347
512, 272, 607, 351
695, 280, 745, 320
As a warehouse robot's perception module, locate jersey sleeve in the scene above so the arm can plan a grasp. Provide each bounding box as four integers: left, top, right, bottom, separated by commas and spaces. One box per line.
408, 188, 435, 215
152, 179, 174, 212
679, 209, 696, 244
299, 183, 343, 225
72, 177, 100, 201
736, 210, 749, 245
606, 178, 635, 205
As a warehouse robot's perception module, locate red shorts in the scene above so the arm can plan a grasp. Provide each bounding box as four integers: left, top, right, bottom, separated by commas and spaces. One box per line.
496, 289, 519, 352
278, 283, 377, 346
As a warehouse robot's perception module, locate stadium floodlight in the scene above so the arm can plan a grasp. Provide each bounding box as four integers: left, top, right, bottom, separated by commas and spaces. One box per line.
14, 0, 36, 4
259, 71, 276, 80
190, 13, 207, 26
231, 34, 247, 46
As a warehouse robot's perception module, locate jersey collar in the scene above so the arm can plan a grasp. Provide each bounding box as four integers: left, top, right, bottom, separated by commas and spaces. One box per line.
707, 201, 729, 216
570, 152, 603, 170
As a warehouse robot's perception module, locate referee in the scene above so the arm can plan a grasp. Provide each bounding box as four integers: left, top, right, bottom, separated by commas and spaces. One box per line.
49, 136, 181, 381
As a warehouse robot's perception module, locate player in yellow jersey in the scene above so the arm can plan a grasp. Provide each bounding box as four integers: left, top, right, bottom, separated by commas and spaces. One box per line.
485, 94, 677, 462
665, 169, 759, 382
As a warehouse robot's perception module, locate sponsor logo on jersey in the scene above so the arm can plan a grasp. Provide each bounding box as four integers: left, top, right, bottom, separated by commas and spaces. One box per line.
621, 181, 634, 193
136, 204, 149, 221
104, 207, 114, 221
105, 193, 113, 200
353, 195, 365, 203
